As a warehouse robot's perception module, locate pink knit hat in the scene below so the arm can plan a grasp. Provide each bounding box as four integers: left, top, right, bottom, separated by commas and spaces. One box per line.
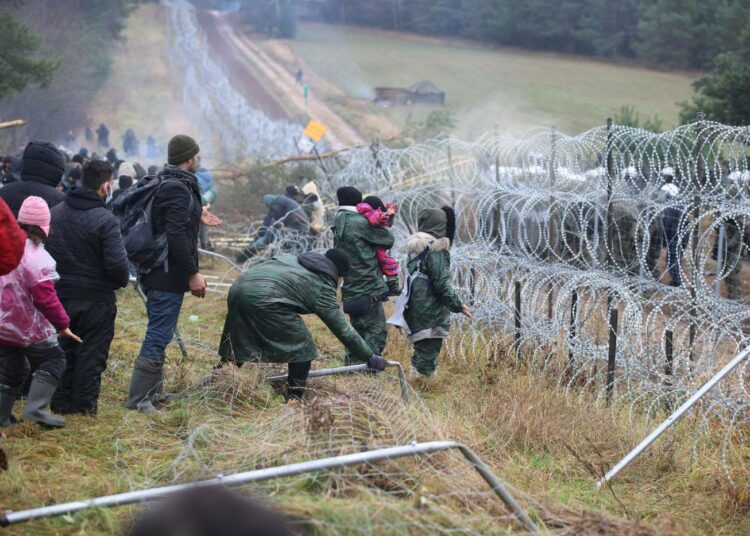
18, 196, 51, 237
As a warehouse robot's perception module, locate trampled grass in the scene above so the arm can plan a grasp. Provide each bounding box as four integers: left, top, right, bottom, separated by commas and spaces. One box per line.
290, 23, 698, 139
1, 269, 749, 534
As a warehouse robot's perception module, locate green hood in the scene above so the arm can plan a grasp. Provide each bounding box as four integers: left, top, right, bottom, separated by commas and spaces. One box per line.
418, 208, 447, 239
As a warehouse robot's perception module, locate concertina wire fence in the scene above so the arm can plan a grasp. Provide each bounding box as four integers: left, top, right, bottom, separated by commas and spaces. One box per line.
159, 0, 750, 487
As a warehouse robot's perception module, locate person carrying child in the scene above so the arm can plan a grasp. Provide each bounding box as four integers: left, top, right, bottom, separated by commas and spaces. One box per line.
356, 196, 401, 296
0, 196, 81, 428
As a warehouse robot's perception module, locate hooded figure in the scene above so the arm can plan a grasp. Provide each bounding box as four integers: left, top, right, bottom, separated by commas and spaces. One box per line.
397, 207, 468, 377
0, 141, 65, 216
218, 250, 383, 399
333, 186, 395, 364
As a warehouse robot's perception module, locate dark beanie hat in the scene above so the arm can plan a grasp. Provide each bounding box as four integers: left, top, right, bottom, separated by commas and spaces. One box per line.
325, 248, 351, 277
337, 186, 362, 206
119, 175, 134, 190
68, 166, 82, 181
363, 195, 385, 211
286, 184, 300, 197
167, 134, 200, 165
21, 141, 64, 187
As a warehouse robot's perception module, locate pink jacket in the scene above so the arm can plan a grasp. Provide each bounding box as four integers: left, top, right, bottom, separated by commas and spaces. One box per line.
0, 239, 69, 347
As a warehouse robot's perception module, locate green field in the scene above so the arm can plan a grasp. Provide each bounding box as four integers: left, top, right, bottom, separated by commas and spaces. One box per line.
292, 23, 699, 138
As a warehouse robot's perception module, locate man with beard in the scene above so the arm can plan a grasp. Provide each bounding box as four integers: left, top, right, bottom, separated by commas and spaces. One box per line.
124, 134, 220, 413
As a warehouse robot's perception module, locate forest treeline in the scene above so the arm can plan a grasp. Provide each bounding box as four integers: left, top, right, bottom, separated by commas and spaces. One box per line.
0, 0, 131, 147
303, 0, 750, 71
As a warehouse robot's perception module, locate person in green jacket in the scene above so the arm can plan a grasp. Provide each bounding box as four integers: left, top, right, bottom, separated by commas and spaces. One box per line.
398, 207, 473, 377
333, 187, 395, 364
218, 248, 386, 399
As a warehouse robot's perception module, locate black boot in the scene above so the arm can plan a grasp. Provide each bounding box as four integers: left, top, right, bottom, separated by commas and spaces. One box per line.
124, 357, 162, 413
22, 372, 65, 428
0, 383, 19, 426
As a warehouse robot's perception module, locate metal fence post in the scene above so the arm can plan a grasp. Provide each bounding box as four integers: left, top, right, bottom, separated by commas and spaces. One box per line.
664, 329, 674, 411
606, 307, 618, 405
568, 290, 578, 367
514, 281, 522, 361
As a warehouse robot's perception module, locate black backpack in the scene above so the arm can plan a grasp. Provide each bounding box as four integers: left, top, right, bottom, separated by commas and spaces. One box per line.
112, 175, 193, 274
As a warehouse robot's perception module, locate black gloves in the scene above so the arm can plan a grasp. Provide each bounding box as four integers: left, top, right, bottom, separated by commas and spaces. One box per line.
367, 354, 387, 371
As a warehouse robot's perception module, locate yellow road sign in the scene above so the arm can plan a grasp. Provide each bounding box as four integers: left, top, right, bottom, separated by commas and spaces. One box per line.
304, 120, 327, 142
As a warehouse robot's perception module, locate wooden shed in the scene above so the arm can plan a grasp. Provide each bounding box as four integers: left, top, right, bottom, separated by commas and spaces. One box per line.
373, 80, 445, 106
408, 80, 445, 105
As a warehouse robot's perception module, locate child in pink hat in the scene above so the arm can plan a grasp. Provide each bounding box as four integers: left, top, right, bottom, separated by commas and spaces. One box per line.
0, 196, 81, 428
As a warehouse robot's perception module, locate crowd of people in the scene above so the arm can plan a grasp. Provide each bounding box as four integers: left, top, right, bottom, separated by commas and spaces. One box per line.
0, 131, 473, 428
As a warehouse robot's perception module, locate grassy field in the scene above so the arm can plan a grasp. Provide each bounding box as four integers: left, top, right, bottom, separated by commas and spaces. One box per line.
289, 23, 698, 139
0, 252, 749, 534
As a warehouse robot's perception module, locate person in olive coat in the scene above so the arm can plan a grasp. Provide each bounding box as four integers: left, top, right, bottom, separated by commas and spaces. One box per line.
398, 207, 472, 377
333, 186, 395, 364
218, 249, 385, 399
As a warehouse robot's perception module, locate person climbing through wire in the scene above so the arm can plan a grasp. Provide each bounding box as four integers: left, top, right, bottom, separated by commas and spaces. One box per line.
388, 206, 473, 378
218, 248, 386, 400
357, 195, 401, 296
236, 185, 310, 262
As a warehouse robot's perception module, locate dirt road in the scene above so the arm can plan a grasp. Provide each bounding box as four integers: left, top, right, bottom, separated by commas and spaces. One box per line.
196, 11, 289, 121
197, 11, 365, 147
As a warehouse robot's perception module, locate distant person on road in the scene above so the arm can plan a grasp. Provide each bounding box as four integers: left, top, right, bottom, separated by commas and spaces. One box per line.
47, 160, 129, 415
96, 123, 110, 148
218, 248, 385, 400
124, 135, 221, 413
295, 67, 303, 85
0, 197, 81, 428
0, 141, 65, 216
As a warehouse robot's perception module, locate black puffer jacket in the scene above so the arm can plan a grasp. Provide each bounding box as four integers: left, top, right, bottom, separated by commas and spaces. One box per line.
0, 141, 65, 216
140, 165, 202, 293
47, 189, 130, 304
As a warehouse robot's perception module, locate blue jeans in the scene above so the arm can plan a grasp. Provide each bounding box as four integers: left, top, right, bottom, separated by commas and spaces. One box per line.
139, 289, 185, 362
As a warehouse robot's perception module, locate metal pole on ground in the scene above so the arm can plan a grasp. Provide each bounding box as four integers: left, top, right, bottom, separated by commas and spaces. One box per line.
266, 361, 410, 402
596, 345, 750, 488
0, 441, 539, 533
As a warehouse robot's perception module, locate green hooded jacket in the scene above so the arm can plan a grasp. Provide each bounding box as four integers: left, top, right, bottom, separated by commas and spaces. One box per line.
403, 232, 463, 341
218, 252, 371, 364
333, 208, 395, 303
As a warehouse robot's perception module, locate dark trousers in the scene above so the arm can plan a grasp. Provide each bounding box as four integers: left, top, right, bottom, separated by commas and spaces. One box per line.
0, 342, 65, 388
346, 302, 386, 365
287, 360, 312, 399
51, 299, 116, 415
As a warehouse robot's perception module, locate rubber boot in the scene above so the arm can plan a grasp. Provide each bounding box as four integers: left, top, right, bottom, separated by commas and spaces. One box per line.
22, 372, 65, 428
0, 383, 19, 426
124, 357, 162, 414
